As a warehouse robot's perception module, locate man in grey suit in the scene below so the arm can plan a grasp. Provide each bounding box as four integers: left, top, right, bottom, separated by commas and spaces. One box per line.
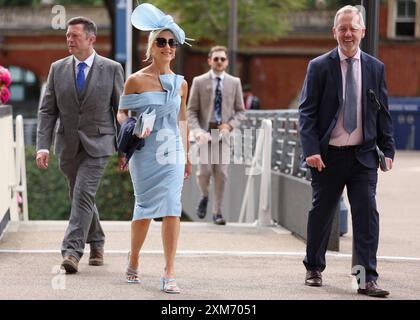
36, 17, 124, 274
188, 46, 245, 225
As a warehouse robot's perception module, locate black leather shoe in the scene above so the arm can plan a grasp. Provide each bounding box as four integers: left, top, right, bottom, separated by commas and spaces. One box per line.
305, 270, 322, 287
196, 196, 208, 219
213, 214, 226, 225
357, 281, 389, 297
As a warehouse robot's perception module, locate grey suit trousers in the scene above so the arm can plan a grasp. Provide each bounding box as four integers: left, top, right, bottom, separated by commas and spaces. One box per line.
59, 146, 109, 260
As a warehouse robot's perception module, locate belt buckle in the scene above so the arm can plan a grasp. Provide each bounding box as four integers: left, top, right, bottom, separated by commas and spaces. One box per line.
208, 122, 220, 131
328, 145, 357, 151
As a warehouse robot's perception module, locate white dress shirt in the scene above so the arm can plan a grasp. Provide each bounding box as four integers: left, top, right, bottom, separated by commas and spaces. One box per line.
329, 47, 363, 147
73, 50, 96, 80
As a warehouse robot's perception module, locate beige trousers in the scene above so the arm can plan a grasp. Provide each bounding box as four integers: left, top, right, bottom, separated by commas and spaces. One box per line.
196, 135, 230, 215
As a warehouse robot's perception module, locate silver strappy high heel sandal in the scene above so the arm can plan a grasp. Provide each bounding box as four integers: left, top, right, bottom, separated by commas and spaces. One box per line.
160, 277, 180, 294
126, 252, 141, 284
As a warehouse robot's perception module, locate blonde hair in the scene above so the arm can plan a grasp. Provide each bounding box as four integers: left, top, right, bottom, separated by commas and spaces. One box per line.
334, 5, 366, 29
144, 29, 175, 62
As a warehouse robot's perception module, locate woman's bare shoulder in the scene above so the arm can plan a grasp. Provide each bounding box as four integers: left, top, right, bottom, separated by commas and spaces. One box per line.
124, 71, 154, 94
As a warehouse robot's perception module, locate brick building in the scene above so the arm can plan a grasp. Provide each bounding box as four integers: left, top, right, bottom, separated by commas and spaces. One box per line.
0, 0, 419, 115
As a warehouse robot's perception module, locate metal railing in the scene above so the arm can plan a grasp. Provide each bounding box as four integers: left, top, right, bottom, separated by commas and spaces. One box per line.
0, 108, 28, 235
239, 118, 273, 225
240, 110, 310, 179
240, 109, 345, 250
16, 118, 38, 146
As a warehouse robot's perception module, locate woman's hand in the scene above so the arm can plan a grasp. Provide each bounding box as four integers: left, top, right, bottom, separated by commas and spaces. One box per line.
117, 110, 128, 125
141, 128, 152, 138
184, 158, 192, 180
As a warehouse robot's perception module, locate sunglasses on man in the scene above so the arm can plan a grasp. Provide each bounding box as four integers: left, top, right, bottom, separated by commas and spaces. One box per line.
213, 57, 227, 62
155, 38, 180, 48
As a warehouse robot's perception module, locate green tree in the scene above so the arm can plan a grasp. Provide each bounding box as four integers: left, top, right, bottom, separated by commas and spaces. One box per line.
150, 0, 307, 46
0, 0, 103, 6
303, 0, 388, 10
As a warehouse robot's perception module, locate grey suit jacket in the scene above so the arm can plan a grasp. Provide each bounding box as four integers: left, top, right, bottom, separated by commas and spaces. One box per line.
36, 54, 124, 160
187, 71, 245, 136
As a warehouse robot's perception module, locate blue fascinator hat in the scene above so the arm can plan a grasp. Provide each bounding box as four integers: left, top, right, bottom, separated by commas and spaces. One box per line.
131, 3, 193, 46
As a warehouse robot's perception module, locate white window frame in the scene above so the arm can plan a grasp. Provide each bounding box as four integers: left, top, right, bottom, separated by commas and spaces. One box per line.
388, 0, 420, 39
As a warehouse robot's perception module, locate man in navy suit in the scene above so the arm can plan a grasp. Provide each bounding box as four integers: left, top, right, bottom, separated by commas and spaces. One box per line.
298, 5, 395, 297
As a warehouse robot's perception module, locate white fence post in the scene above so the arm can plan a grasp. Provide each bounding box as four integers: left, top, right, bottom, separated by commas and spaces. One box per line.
257, 120, 272, 226
239, 119, 273, 225
238, 126, 263, 223
12, 115, 29, 221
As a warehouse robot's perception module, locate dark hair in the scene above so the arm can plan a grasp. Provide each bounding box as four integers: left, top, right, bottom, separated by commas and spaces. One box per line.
67, 16, 97, 37
208, 45, 228, 59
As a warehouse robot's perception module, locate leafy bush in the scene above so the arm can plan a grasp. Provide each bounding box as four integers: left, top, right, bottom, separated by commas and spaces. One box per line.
96, 154, 135, 220
26, 145, 134, 220
26, 146, 70, 220
26, 146, 190, 221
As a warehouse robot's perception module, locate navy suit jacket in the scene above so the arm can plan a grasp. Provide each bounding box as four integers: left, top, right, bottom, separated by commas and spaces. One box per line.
298, 48, 395, 169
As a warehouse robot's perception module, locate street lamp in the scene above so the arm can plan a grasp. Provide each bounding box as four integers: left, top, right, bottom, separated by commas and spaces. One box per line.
228, 0, 238, 75
361, 0, 380, 57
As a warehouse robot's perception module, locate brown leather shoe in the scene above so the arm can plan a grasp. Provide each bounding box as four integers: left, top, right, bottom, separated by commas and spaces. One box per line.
305, 270, 322, 287
357, 281, 389, 297
89, 247, 104, 266
61, 255, 79, 274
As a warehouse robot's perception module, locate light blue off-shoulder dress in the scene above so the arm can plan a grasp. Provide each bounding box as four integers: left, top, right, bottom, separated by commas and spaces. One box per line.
119, 74, 185, 220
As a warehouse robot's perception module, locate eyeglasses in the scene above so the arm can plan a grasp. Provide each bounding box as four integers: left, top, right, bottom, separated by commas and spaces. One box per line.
155, 38, 179, 48
213, 57, 227, 63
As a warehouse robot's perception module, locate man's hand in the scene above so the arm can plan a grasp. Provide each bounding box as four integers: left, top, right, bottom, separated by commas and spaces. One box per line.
218, 123, 232, 134
382, 157, 393, 172
196, 132, 210, 145
118, 154, 129, 172
218, 123, 232, 141
36, 152, 49, 170
305, 154, 326, 172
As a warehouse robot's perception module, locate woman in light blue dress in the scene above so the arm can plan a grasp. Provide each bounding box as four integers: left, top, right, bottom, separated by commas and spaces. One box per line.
117, 3, 191, 294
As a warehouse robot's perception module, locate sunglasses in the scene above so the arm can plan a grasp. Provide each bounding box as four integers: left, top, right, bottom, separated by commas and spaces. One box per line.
155, 38, 179, 48
213, 57, 227, 63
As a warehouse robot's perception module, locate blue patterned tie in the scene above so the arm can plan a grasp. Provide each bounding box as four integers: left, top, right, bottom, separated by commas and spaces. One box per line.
214, 77, 222, 124
343, 58, 357, 134
76, 62, 87, 93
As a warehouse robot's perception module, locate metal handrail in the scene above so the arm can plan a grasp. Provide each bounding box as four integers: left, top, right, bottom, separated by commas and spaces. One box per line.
240, 110, 310, 181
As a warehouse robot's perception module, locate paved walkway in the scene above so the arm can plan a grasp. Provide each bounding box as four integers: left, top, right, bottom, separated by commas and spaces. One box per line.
0, 151, 419, 300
